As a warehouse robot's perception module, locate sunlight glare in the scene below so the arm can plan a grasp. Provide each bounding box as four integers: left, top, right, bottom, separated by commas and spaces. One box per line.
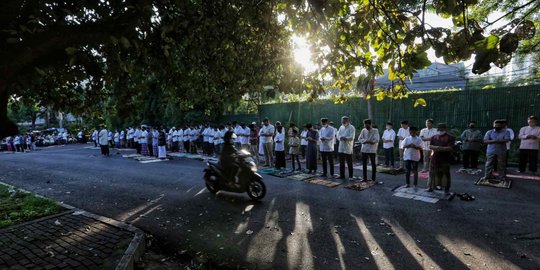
292, 35, 317, 73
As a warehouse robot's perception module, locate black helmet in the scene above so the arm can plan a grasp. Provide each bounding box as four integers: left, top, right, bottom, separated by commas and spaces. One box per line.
223, 130, 236, 145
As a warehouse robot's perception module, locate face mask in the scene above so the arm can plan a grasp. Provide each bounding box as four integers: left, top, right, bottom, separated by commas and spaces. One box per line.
495, 127, 502, 131
469, 125, 475, 129
386, 126, 391, 129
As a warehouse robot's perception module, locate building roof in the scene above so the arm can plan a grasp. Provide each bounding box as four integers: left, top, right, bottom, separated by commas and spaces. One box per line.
375, 62, 467, 91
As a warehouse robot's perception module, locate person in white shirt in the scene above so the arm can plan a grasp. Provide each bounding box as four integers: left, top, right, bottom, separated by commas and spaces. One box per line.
171, 127, 179, 152
500, 120, 514, 175
152, 128, 159, 157
140, 126, 149, 156
274, 122, 286, 169
518, 115, 540, 174
403, 126, 424, 188
337, 116, 356, 179
114, 130, 120, 148
207, 126, 215, 156
92, 129, 98, 147
300, 126, 308, 159
189, 126, 198, 154
107, 130, 113, 147
329, 122, 339, 161
201, 126, 209, 155
419, 119, 437, 172
126, 127, 134, 148
213, 126, 221, 155
183, 127, 191, 153
232, 121, 242, 149
259, 118, 275, 167
134, 127, 142, 154
358, 119, 380, 181
239, 123, 250, 151
219, 126, 228, 154
177, 127, 184, 152
98, 126, 109, 156
120, 129, 125, 148
382, 122, 396, 167
397, 120, 410, 169
319, 118, 335, 177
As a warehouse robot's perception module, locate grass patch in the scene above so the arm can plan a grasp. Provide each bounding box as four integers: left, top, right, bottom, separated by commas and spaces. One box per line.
0, 183, 66, 229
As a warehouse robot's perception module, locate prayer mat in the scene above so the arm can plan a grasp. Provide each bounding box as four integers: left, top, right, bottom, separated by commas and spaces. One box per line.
287, 173, 316, 181
257, 168, 282, 175
303, 178, 341, 188
457, 168, 483, 175
83, 146, 101, 150
415, 171, 429, 180
493, 172, 540, 181
377, 166, 405, 175
139, 158, 169, 164
345, 180, 376, 191
185, 154, 203, 159
122, 154, 143, 158
168, 153, 188, 158
133, 156, 157, 161
269, 170, 299, 178
392, 185, 454, 203
475, 177, 512, 189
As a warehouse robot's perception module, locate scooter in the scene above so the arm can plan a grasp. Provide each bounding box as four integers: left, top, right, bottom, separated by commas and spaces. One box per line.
203, 149, 266, 200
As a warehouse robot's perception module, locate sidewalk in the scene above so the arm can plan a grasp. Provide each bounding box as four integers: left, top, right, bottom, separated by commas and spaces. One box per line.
0, 209, 144, 270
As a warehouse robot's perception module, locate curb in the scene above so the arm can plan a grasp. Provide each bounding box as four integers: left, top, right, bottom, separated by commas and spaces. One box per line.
0, 181, 146, 270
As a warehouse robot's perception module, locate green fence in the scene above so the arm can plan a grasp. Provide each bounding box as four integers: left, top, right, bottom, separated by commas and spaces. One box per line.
255, 85, 540, 132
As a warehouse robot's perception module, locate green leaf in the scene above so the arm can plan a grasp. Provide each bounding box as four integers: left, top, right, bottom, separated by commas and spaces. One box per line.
34, 67, 46, 76
340, 35, 346, 41
413, 98, 427, 107
388, 64, 396, 81
376, 91, 385, 101
65, 47, 78, 55
482, 85, 496, 90
119, 37, 131, 49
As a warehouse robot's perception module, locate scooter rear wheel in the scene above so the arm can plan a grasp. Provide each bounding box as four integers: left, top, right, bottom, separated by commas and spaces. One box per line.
247, 178, 266, 200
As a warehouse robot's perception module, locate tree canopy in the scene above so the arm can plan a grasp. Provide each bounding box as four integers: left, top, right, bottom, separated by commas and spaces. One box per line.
1, 0, 538, 137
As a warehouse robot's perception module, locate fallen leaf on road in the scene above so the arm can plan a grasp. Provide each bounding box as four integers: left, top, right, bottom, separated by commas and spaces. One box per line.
464, 252, 472, 256
54, 220, 62, 226
513, 219, 520, 223
246, 230, 253, 235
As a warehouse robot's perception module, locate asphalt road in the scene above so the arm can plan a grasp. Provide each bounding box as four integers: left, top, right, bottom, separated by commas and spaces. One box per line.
1, 144, 539, 270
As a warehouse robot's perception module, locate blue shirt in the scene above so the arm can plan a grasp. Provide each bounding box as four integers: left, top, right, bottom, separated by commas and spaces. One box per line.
484, 129, 510, 155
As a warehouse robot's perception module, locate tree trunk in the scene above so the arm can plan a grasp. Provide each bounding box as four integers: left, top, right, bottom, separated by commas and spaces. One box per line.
366, 98, 374, 120
0, 77, 19, 137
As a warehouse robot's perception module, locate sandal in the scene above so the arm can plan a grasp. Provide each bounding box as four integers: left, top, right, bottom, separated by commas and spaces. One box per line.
457, 193, 475, 201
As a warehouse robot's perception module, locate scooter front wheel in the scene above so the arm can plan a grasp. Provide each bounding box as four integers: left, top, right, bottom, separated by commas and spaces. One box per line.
204, 172, 220, 194
247, 178, 266, 200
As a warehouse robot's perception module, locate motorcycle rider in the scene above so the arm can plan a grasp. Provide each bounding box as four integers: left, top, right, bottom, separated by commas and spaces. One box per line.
220, 130, 240, 184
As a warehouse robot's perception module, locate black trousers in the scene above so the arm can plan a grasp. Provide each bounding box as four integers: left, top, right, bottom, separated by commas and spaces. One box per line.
148, 143, 153, 157
184, 141, 190, 153
519, 149, 538, 173
301, 145, 306, 158
321, 151, 334, 175
291, 154, 301, 170
362, 153, 376, 181
384, 147, 394, 166
339, 153, 353, 178
275, 151, 286, 169
405, 160, 419, 186
462, 150, 480, 169
135, 142, 141, 154
100, 145, 109, 156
